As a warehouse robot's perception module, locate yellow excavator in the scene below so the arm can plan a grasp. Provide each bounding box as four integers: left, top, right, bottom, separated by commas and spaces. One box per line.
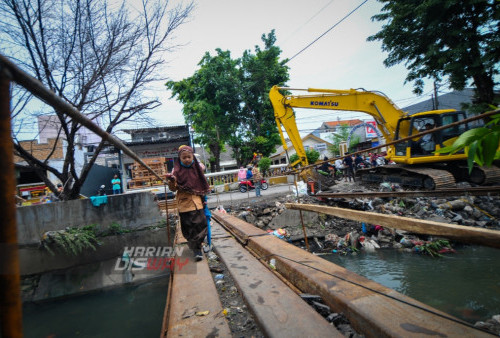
269, 86, 500, 190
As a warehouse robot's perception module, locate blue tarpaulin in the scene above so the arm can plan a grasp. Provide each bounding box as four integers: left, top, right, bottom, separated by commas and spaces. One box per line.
90, 195, 108, 207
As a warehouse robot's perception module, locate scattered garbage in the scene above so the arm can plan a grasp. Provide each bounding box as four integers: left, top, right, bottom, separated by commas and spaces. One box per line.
209, 266, 224, 273
359, 236, 380, 252
268, 228, 289, 240
291, 181, 308, 196
195, 310, 210, 316
269, 259, 276, 270
216, 205, 227, 214
214, 274, 225, 280
379, 182, 401, 192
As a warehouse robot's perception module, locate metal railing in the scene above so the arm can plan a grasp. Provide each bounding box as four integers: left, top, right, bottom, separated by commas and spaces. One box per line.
205, 164, 290, 190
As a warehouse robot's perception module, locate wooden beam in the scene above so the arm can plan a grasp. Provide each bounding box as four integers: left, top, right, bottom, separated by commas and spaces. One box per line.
211, 222, 342, 337
285, 203, 500, 248
162, 224, 231, 337
316, 186, 500, 199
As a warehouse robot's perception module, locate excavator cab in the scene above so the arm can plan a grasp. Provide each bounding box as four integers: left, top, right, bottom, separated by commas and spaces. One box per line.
394, 110, 469, 161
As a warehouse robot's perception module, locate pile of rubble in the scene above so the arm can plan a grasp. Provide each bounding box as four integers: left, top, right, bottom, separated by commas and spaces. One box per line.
221, 183, 500, 335
334, 194, 499, 229
227, 184, 499, 256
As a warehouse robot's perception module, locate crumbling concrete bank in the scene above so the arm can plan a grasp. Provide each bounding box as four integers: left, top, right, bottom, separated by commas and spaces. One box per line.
18, 192, 167, 301
17, 192, 161, 245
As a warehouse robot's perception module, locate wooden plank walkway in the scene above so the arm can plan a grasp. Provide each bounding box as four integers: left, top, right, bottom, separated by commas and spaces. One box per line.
161, 225, 231, 337
211, 222, 342, 337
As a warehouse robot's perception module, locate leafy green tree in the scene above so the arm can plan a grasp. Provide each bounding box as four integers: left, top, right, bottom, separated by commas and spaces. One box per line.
306, 149, 321, 164
230, 30, 289, 164
289, 149, 320, 167
327, 125, 350, 155
168, 31, 289, 170
368, 0, 499, 104
349, 135, 361, 152
166, 49, 242, 172
258, 157, 272, 177
435, 111, 500, 171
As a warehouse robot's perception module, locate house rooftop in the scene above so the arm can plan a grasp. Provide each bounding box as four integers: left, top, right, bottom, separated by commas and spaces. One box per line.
121, 125, 188, 134
322, 119, 363, 128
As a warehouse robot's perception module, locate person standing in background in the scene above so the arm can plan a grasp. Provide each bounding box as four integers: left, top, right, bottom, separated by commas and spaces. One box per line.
238, 166, 247, 181
98, 185, 106, 196
252, 162, 263, 197
342, 153, 355, 182
111, 174, 121, 194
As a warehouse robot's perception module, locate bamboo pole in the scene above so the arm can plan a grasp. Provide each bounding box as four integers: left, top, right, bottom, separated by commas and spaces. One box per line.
0, 54, 163, 183
316, 186, 500, 199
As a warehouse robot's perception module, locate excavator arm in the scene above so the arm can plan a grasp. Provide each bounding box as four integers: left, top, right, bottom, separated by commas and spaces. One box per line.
269, 86, 409, 167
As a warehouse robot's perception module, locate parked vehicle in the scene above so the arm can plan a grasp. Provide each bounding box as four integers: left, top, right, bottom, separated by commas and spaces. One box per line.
356, 162, 367, 170
239, 179, 269, 193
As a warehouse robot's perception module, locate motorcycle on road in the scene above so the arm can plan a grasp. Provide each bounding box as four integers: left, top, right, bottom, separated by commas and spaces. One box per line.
239, 179, 269, 193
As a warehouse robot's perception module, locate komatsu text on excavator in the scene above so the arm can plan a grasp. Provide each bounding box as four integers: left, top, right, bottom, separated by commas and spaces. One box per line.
269, 86, 500, 190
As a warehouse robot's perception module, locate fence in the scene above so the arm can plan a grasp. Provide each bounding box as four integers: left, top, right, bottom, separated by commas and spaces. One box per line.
205, 164, 289, 187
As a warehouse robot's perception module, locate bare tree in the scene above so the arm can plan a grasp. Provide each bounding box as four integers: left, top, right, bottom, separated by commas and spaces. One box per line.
1, 0, 194, 199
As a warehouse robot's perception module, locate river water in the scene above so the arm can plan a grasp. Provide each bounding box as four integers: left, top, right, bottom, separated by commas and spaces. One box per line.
22, 246, 500, 335
23, 277, 168, 337
324, 245, 500, 323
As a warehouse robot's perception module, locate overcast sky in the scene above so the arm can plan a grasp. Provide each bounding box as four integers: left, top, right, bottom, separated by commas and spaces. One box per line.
140, 0, 444, 137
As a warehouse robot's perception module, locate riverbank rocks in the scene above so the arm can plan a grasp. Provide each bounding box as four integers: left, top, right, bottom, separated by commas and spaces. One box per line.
475, 314, 500, 335
223, 182, 500, 255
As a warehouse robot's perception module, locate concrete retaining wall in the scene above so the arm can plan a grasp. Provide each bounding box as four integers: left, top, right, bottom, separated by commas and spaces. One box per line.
19, 228, 168, 276
17, 193, 169, 301
17, 192, 162, 245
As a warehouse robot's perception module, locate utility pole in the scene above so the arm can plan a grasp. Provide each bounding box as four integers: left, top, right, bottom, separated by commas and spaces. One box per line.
433, 81, 439, 110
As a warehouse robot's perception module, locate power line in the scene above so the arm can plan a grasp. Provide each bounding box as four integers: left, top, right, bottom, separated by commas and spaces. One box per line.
282, 0, 337, 45
286, 0, 369, 63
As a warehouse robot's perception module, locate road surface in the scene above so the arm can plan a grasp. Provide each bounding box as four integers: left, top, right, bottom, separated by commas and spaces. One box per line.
206, 183, 294, 208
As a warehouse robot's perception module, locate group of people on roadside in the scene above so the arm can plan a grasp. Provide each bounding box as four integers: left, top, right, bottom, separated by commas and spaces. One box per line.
318, 151, 390, 183
238, 162, 263, 197
97, 174, 122, 196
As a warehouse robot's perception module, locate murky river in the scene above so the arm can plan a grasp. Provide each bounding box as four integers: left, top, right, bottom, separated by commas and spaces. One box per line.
324, 245, 500, 323
22, 246, 500, 336
23, 277, 168, 337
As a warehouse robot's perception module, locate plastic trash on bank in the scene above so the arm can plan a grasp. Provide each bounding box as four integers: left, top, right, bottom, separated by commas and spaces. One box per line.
216, 205, 227, 214
359, 236, 380, 252
292, 181, 308, 196
267, 228, 289, 240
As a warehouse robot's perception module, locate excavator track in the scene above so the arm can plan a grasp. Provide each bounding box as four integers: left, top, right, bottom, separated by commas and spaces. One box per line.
357, 164, 456, 190
473, 165, 500, 185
